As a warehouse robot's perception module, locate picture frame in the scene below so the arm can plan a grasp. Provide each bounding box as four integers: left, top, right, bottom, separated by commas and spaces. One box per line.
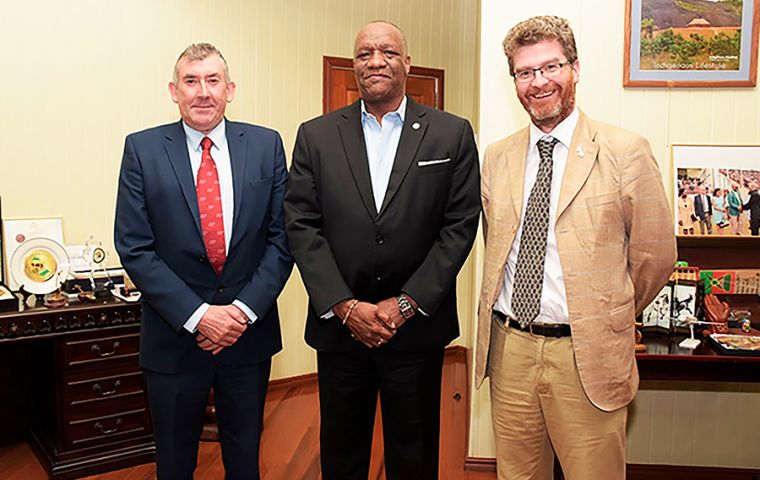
2, 217, 64, 291
671, 283, 698, 328
624, 0, 760, 87
672, 144, 760, 238
642, 283, 674, 330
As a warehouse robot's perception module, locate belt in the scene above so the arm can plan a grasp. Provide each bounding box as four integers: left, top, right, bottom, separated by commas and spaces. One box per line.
492, 310, 571, 338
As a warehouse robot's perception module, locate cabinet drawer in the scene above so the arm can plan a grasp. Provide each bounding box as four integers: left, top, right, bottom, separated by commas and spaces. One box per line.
64, 392, 149, 422
64, 407, 151, 450
60, 332, 140, 370
64, 366, 146, 408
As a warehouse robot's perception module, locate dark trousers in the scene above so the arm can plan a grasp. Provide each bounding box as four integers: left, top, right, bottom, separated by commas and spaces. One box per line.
144, 358, 271, 480
317, 347, 445, 480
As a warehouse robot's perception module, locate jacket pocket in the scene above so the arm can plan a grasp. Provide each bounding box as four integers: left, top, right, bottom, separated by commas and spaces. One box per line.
608, 300, 635, 332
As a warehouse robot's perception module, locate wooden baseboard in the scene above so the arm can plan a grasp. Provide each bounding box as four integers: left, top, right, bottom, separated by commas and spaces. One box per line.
268, 371, 318, 390
464, 456, 497, 472
464, 457, 760, 480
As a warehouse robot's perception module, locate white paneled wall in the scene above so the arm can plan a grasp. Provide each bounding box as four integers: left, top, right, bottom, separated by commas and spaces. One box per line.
0, 0, 479, 381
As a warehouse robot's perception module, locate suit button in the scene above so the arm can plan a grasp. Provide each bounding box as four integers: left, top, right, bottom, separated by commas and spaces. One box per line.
375, 236, 384, 245
375, 275, 382, 281
199, 255, 207, 263
217, 287, 224, 293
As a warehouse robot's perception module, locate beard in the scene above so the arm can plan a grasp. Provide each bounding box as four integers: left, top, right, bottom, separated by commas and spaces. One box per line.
520, 80, 576, 127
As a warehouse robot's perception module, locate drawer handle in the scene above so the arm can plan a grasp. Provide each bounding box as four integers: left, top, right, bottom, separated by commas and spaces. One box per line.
91, 341, 121, 357
92, 379, 122, 396
94, 418, 123, 435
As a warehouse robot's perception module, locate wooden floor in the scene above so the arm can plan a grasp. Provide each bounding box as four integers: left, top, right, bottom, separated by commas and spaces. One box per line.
0, 347, 494, 480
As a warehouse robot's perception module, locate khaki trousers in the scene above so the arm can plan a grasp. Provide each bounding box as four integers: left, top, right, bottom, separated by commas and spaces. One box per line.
488, 317, 627, 480
729, 214, 740, 235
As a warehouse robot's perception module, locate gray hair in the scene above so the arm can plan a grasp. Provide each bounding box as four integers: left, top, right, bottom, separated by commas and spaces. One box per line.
173, 43, 230, 83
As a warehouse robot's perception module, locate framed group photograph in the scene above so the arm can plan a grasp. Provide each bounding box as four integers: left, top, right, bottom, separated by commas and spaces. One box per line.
672, 144, 760, 238
624, 0, 760, 87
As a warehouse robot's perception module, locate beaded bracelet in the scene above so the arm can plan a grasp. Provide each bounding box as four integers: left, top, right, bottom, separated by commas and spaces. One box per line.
342, 299, 359, 325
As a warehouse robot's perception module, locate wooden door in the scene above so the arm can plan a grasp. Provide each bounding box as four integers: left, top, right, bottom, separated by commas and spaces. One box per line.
322, 56, 444, 113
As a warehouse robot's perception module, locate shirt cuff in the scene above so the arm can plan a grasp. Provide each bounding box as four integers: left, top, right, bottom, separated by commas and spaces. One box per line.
321, 309, 336, 320
233, 300, 258, 324
184, 303, 209, 333
417, 307, 429, 317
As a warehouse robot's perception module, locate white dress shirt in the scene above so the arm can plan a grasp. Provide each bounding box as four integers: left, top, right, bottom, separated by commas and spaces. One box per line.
181, 119, 257, 332
494, 109, 580, 325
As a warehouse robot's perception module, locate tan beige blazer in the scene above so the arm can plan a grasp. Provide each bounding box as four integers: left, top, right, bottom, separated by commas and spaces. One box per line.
475, 112, 676, 411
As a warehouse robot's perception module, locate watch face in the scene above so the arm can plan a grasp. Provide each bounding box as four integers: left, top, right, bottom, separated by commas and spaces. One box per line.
92, 247, 106, 264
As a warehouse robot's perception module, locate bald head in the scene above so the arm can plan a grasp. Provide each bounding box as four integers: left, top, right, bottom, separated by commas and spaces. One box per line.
355, 21, 408, 57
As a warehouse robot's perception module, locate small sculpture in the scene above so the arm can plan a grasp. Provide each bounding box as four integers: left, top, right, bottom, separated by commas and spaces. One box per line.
703, 294, 730, 334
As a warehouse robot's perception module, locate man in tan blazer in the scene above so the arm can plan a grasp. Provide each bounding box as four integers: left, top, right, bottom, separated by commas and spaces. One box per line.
475, 16, 676, 479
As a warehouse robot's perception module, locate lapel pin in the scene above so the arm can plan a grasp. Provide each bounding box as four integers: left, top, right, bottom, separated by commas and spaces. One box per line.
576, 146, 584, 158
412, 122, 421, 130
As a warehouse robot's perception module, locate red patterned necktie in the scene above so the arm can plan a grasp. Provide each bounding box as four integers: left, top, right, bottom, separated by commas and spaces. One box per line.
197, 137, 226, 275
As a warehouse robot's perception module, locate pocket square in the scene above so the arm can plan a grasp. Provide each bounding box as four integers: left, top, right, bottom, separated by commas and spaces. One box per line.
417, 158, 451, 167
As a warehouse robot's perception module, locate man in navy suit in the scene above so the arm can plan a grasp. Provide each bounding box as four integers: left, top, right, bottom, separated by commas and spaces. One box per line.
114, 43, 292, 480
693, 186, 713, 235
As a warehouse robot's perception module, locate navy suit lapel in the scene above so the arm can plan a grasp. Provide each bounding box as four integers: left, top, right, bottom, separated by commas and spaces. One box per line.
227, 121, 247, 250
164, 121, 202, 238
379, 98, 427, 217
337, 102, 378, 218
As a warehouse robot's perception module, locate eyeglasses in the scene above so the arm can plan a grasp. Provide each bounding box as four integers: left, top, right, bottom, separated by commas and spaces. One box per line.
512, 61, 571, 83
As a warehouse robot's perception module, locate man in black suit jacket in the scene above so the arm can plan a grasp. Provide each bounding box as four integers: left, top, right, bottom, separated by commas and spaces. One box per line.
744, 182, 760, 236
694, 187, 713, 235
114, 43, 292, 479
284, 21, 480, 480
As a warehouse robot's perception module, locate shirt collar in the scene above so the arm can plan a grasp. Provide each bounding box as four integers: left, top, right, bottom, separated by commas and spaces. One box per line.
360, 96, 407, 123
528, 108, 579, 149
182, 118, 227, 151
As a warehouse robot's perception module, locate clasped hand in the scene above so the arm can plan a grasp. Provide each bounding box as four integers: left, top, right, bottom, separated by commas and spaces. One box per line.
336, 297, 414, 348
196, 304, 249, 355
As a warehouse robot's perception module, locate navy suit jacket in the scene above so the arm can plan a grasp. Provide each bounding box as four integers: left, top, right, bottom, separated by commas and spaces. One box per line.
694, 194, 712, 220
114, 120, 292, 373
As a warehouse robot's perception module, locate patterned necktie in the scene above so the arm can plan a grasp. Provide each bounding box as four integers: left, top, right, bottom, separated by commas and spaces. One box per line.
197, 137, 226, 275
511, 136, 559, 328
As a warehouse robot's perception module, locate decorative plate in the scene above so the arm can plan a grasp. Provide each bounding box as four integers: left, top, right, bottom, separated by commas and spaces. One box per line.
10, 237, 70, 294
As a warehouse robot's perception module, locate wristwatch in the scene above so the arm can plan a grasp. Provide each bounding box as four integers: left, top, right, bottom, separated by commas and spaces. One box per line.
395, 294, 415, 320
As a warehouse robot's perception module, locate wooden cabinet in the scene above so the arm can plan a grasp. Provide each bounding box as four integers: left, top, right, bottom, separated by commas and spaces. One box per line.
0, 300, 154, 479
676, 236, 760, 322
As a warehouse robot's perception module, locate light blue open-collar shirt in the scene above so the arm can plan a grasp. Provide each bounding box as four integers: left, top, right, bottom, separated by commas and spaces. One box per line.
361, 96, 407, 211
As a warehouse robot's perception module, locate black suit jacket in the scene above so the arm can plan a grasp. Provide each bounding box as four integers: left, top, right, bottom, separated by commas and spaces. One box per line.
284, 98, 480, 352
114, 120, 293, 373
694, 194, 712, 220
745, 190, 760, 226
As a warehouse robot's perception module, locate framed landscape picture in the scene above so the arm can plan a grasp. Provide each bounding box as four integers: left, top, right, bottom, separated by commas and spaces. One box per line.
624, 0, 760, 87
672, 144, 760, 237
